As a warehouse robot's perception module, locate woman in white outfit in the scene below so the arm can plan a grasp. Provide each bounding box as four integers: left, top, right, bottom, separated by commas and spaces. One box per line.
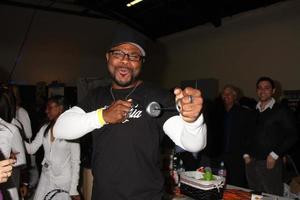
0, 123, 18, 200
25, 96, 81, 200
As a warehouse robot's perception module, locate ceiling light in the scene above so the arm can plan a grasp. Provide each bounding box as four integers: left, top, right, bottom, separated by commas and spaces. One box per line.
126, 0, 143, 7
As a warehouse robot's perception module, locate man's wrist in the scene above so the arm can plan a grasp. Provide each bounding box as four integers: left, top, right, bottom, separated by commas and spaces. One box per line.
97, 108, 107, 126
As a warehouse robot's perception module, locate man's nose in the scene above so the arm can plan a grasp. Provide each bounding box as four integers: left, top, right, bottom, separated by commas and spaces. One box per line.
121, 55, 130, 62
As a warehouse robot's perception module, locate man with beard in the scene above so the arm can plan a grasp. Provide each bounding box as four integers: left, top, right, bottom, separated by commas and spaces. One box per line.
54, 36, 207, 200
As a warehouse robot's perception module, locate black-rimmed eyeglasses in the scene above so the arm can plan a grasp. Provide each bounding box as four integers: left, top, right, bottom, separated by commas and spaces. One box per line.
108, 50, 145, 62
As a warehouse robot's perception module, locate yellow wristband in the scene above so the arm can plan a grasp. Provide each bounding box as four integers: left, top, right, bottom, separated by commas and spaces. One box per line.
97, 108, 107, 126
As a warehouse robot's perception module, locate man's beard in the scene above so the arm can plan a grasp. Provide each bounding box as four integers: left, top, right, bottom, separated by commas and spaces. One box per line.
110, 66, 139, 87
112, 76, 135, 87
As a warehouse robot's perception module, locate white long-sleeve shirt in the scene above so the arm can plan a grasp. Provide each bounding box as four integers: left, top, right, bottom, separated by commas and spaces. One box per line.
54, 106, 207, 152
16, 107, 33, 140
25, 124, 80, 197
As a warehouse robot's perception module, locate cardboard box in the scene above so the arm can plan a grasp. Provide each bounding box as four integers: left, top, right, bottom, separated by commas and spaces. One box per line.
290, 176, 300, 193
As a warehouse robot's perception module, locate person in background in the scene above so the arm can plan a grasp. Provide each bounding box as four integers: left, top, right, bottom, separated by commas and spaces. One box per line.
0, 150, 16, 200
244, 77, 298, 195
25, 96, 81, 200
218, 85, 254, 187
4, 86, 30, 199
290, 101, 300, 173
0, 86, 25, 200
53, 33, 207, 200
10, 85, 33, 140
9, 84, 37, 198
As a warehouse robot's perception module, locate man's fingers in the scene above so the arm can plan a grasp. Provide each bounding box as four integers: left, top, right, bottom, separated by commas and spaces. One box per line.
174, 87, 202, 105
103, 99, 133, 123
174, 88, 184, 102
114, 100, 132, 108
183, 87, 201, 97
173, 88, 182, 95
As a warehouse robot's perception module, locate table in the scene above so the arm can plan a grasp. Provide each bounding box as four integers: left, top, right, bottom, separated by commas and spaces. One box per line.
170, 185, 294, 200
226, 185, 293, 200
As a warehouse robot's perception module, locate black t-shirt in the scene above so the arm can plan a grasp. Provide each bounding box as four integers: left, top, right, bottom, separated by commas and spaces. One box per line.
79, 82, 176, 200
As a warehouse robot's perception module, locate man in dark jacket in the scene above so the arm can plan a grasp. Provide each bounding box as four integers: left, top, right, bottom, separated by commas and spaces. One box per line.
244, 77, 298, 196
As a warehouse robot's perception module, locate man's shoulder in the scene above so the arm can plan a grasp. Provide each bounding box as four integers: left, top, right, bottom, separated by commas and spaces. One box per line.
272, 103, 295, 118
83, 86, 110, 102
271, 103, 290, 112
78, 85, 110, 111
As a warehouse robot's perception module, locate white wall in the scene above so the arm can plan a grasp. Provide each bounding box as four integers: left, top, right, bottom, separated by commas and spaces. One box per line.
159, 0, 300, 98
0, 5, 118, 85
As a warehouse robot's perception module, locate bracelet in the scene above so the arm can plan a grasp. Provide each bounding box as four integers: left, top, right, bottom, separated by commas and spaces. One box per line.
97, 108, 107, 126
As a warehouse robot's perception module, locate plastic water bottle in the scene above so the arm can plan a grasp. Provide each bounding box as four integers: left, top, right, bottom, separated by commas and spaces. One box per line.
172, 152, 179, 184
172, 152, 185, 184
218, 161, 227, 183
172, 154, 185, 196
177, 159, 185, 173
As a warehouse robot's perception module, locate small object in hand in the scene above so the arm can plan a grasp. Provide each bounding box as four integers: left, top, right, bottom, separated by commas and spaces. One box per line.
146, 101, 180, 117
146, 102, 161, 117
188, 95, 193, 103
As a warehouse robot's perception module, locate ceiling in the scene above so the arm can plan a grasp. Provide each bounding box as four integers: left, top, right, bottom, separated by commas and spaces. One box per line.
1, 0, 286, 40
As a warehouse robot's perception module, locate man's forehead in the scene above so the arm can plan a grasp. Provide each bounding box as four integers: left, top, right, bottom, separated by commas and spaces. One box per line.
111, 43, 142, 53
258, 81, 272, 87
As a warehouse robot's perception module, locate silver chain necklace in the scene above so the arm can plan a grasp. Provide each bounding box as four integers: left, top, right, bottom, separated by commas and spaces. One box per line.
110, 81, 139, 101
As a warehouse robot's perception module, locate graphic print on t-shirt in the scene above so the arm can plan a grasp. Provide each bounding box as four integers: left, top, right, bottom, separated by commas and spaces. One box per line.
123, 103, 142, 123
103, 103, 143, 123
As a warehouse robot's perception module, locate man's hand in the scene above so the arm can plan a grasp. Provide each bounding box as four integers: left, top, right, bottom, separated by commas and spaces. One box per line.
266, 155, 276, 169
103, 100, 132, 124
174, 87, 203, 123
